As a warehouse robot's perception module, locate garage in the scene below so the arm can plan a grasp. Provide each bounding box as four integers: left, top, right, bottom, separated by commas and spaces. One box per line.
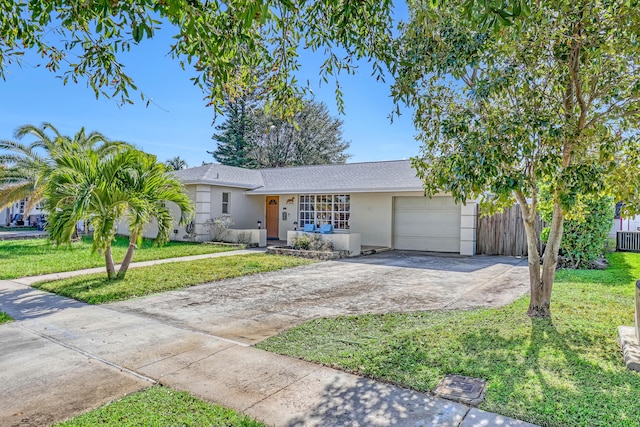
393, 196, 461, 252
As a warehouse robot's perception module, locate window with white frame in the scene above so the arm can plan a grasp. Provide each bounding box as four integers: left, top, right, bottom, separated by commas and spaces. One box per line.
222, 192, 230, 214
299, 194, 350, 230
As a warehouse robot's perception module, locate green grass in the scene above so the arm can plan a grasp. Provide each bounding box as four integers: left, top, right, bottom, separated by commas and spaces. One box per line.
57, 386, 264, 426
0, 236, 240, 280
35, 254, 313, 304
258, 252, 640, 427
0, 226, 39, 231
0, 312, 13, 324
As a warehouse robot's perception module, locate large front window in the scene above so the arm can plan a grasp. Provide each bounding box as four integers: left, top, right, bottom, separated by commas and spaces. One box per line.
299, 194, 350, 230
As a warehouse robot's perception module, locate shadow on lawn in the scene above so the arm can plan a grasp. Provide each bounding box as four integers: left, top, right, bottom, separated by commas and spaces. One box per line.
0, 238, 95, 261
34, 275, 126, 304
456, 318, 640, 426
554, 252, 636, 287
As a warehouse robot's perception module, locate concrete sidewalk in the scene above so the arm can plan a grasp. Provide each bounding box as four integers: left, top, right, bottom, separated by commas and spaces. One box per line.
0, 279, 537, 427
0, 229, 47, 241
12, 247, 265, 286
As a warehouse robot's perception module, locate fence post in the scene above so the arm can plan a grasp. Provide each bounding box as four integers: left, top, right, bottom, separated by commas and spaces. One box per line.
636, 280, 640, 344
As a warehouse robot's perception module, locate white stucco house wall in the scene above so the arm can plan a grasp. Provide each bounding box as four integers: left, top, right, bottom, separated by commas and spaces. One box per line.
123, 160, 478, 256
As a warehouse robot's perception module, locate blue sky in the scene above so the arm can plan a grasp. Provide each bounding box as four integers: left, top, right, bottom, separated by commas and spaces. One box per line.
0, 18, 419, 168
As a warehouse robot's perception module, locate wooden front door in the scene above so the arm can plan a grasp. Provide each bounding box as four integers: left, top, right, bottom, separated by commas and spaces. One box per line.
266, 196, 279, 239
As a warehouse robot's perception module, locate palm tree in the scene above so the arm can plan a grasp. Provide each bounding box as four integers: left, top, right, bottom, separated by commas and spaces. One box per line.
119, 152, 193, 278
45, 147, 193, 279
165, 156, 188, 171
0, 136, 49, 212
0, 123, 125, 213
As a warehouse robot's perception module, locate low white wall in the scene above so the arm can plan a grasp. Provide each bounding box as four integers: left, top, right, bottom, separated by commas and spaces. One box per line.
287, 231, 361, 256
225, 229, 267, 247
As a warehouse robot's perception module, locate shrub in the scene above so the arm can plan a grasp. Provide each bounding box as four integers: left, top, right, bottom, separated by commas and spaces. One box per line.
206, 217, 234, 242
291, 234, 311, 250
541, 193, 613, 269
291, 234, 334, 251
236, 231, 252, 245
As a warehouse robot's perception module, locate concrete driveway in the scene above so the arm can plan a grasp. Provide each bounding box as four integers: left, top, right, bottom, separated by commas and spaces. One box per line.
0, 251, 536, 427
109, 251, 529, 345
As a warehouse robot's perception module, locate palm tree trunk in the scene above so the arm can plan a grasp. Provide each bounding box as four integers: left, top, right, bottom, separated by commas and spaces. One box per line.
105, 245, 117, 280
117, 231, 138, 279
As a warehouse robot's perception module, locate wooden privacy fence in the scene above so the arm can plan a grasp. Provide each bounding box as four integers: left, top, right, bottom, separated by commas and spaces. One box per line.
476, 205, 545, 256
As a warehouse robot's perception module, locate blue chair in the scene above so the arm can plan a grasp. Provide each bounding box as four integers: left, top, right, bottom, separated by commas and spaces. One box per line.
319, 224, 334, 234
303, 223, 316, 232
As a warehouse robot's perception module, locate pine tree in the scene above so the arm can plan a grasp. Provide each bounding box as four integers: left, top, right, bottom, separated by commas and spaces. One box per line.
208, 96, 257, 168
211, 99, 350, 168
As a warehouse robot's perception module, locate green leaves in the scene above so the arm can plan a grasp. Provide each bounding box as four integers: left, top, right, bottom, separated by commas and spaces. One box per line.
539, 188, 613, 268
34, 131, 194, 278
458, 0, 532, 30
398, 1, 640, 312
211, 97, 350, 168
0, 1, 397, 115
398, 0, 640, 211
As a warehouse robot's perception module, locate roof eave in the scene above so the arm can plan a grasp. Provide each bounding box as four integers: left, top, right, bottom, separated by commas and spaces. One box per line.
245, 187, 425, 195
181, 180, 264, 190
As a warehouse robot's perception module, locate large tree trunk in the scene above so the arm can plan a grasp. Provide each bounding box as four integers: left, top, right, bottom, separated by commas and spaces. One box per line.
515, 190, 561, 319
117, 231, 138, 279
521, 207, 543, 316
105, 245, 117, 280
531, 199, 564, 317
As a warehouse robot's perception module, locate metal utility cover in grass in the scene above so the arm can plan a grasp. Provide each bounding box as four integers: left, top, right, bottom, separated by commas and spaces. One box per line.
433, 375, 487, 405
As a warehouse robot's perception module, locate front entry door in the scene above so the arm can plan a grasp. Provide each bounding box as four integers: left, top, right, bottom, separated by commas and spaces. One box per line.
266, 196, 279, 240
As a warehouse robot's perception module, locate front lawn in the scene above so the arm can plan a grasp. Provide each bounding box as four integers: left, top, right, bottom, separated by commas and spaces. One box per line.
258, 252, 640, 427
57, 386, 264, 426
0, 312, 13, 324
0, 226, 39, 231
0, 236, 239, 280
35, 254, 313, 304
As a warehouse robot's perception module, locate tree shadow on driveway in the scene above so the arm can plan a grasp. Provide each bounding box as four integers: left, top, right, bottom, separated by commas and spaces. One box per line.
0, 285, 85, 320
338, 250, 526, 273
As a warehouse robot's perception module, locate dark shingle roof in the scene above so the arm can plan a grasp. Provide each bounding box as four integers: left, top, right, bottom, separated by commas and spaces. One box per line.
174, 160, 424, 193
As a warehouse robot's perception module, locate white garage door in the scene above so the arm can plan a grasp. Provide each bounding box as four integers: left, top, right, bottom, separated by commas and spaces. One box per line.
393, 196, 461, 252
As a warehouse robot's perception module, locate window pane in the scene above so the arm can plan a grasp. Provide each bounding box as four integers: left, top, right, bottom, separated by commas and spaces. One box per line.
222, 192, 230, 214
297, 193, 350, 230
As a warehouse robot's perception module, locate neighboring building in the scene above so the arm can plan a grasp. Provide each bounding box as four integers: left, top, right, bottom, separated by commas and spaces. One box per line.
124, 160, 478, 256
1, 198, 45, 227
609, 201, 640, 238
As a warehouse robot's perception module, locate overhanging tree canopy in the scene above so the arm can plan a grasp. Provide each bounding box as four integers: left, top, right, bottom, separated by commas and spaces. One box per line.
392, 1, 640, 317
0, 0, 396, 117
0, 1, 536, 115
